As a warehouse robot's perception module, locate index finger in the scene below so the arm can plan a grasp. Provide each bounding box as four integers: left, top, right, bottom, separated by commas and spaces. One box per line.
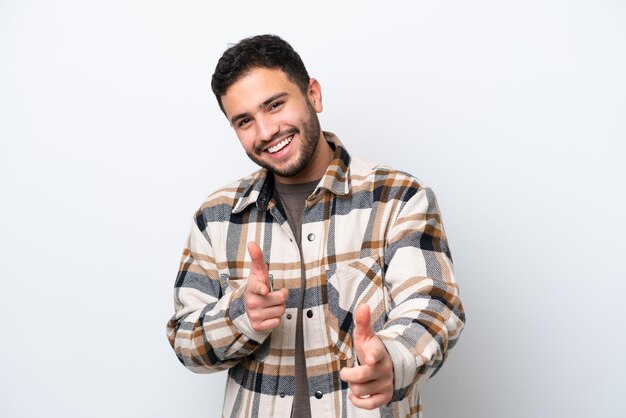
246, 242, 271, 295
247, 242, 268, 274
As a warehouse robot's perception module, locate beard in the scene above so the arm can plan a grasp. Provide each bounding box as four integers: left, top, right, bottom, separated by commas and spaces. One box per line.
247, 103, 322, 178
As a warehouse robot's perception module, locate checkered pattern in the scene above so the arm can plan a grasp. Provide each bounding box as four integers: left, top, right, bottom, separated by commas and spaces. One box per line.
167, 132, 465, 417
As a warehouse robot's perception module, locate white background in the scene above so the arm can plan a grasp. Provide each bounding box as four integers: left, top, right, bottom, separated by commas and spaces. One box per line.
1, 1, 624, 417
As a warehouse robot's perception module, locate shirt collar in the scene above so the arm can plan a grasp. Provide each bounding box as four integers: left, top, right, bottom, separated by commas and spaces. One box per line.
232, 131, 351, 214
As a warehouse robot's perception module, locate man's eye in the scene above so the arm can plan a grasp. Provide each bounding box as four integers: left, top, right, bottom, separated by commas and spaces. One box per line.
238, 118, 251, 128
269, 101, 284, 111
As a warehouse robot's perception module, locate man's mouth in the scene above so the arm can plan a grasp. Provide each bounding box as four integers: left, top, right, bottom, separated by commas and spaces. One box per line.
267, 135, 294, 154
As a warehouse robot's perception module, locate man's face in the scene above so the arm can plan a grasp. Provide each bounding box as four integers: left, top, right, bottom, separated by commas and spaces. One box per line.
221, 67, 325, 184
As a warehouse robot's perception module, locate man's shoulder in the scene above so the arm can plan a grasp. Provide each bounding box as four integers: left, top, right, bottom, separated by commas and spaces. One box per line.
349, 154, 425, 192
195, 168, 265, 217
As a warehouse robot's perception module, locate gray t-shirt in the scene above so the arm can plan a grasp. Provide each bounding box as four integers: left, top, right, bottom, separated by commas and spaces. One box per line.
274, 178, 320, 418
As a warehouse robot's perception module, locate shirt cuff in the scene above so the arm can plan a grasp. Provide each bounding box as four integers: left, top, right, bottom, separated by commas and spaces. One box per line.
227, 285, 271, 344
381, 338, 419, 393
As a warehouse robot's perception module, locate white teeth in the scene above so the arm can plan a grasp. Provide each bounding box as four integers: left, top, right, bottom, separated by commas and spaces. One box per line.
267, 136, 293, 154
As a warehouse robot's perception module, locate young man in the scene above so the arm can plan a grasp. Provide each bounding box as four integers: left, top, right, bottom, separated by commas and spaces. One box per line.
167, 34, 465, 418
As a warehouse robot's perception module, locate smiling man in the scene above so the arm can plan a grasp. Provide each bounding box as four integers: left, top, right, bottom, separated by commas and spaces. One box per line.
167, 34, 465, 418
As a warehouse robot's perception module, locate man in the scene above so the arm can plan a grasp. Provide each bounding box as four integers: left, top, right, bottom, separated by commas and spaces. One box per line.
167, 34, 465, 418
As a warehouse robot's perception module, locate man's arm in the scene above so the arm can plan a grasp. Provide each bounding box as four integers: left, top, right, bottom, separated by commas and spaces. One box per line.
377, 185, 465, 400
340, 184, 465, 408
166, 218, 285, 373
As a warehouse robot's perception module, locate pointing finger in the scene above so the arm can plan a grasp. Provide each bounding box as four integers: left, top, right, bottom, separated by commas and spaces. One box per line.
247, 241, 268, 275
354, 304, 375, 342
247, 241, 270, 295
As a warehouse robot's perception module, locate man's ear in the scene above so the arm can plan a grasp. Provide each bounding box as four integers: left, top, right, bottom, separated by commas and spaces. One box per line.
307, 78, 323, 113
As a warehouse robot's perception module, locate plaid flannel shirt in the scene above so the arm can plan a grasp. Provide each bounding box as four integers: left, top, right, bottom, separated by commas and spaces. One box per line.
167, 132, 465, 417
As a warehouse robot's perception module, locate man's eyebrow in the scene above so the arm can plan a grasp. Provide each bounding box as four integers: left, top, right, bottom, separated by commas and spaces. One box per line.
229, 92, 289, 125
261, 92, 288, 107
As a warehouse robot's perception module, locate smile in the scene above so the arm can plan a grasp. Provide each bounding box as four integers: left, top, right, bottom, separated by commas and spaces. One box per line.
267, 135, 294, 154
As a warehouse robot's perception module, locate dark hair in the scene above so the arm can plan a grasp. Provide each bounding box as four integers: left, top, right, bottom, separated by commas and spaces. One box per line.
211, 34, 311, 113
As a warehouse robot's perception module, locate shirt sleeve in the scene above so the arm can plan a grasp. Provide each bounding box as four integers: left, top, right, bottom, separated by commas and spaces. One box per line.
166, 216, 270, 373
378, 186, 466, 401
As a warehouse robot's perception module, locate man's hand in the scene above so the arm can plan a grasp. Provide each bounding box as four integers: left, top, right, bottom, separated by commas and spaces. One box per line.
339, 304, 394, 410
244, 241, 288, 332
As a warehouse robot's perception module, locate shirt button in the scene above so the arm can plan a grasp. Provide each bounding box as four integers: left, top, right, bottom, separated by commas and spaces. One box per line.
279, 392, 285, 398
314, 390, 323, 399
286, 314, 292, 320
306, 310, 313, 318
307, 233, 315, 241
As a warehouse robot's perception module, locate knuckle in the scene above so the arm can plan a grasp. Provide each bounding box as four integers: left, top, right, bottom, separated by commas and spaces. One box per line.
246, 302, 254, 311
246, 298, 259, 310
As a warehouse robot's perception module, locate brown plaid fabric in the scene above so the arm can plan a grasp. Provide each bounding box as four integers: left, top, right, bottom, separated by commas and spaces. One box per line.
167, 132, 465, 417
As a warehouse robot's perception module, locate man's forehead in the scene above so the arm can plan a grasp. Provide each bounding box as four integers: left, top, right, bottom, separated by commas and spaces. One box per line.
221, 67, 299, 116
226, 67, 294, 95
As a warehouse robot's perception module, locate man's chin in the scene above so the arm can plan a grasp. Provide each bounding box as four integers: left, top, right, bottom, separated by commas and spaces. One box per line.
262, 160, 307, 179
248, 141, 314, 178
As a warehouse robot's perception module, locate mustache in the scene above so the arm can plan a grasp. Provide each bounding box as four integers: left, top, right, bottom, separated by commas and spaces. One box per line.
255, 127, 299, 153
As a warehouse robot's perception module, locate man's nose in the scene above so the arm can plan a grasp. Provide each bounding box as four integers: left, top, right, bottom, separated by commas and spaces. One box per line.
256, 116, 280, 143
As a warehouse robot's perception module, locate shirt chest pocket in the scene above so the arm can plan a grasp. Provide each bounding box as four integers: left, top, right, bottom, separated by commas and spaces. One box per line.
218, 273, 246, 295
324, 256, 389, 361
